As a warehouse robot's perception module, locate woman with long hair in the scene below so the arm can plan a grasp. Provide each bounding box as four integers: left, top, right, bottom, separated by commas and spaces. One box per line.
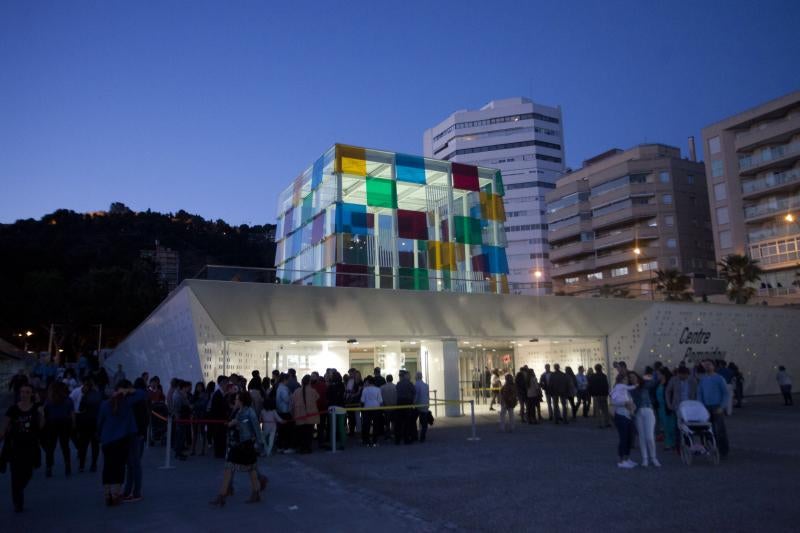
564, 366, 578, 421
0, 383, 44, 512
292, 375, 320, 454
97, 380, 140, 506
209, 391, 265, 506
191, 381, 208, 456
629, 370, 660, 467
525, 368, 542, 424
42, 381, 74, 478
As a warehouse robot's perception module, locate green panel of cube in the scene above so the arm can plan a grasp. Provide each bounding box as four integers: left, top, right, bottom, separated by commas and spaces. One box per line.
366, 177, 398, 208
454, 215, 482, 245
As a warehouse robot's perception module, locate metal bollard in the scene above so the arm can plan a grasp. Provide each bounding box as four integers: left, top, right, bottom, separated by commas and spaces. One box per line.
467, 400, 480, 441
159, 416, 175, 469
329, 406, 337, 453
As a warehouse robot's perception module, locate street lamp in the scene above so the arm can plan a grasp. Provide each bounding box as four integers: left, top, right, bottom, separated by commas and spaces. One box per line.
16, 330, 34, 352
785, 213, 795, 223
634, 246, 654, 300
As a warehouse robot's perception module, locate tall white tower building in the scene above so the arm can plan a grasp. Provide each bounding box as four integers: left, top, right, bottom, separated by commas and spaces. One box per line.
424, 97, 566, 294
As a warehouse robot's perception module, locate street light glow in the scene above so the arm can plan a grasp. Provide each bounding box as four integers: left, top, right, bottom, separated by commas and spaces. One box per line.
633, 247, 641, 255
785, 213, 795, 222
533, 270, 542, 279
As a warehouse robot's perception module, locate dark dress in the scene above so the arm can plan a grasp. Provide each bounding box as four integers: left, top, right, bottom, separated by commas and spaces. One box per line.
2, 404, 42, 511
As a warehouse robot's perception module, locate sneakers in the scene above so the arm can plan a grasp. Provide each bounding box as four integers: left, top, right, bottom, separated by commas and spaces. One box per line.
617, 461, 636, 469
651, 458, 662, 468
641, 460, 649, 468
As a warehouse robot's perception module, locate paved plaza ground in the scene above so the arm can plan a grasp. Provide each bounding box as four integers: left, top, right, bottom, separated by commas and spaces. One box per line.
1, 395, 799, 532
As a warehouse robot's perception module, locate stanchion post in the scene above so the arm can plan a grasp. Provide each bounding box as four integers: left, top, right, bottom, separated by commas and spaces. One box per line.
433, 390, 438, 418
467, 400, 480, 441
159, 415, 175, 469
329, 406, 337, 453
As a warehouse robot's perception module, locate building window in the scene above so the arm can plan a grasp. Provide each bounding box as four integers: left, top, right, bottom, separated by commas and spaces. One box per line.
711, 160, 724, 178
637, 260, 658, 272
662, 194, 673, 205
687, 174, 695, 185
716, 206, 730, 225
669, 257, 679, 267
667, 238, 677, 248
713, 183, 727, 202
708, 136, 721, 155
659, 171, 670, 183
611, 267, 629, 277
719, 230, 732, 249
587, 272, 603, 281
565, 277, 579, 285
665, 215, 674, 226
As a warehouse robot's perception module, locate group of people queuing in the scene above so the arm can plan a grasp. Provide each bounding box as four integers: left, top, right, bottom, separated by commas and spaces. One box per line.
1, 361, 146, 512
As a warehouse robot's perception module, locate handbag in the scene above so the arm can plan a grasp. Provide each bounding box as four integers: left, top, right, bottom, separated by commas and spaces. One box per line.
426, 411, 434, 426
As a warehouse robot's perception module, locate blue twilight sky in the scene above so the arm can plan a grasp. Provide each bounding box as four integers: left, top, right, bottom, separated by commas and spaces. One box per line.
1, 0, 799, 225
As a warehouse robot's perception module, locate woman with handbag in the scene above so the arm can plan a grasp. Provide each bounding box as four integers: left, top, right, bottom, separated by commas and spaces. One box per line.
210, 391, 266, 506
0, 383, 44, 512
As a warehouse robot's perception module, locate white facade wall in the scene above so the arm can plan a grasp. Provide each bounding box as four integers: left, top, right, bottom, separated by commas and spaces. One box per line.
424, 97, 566, 294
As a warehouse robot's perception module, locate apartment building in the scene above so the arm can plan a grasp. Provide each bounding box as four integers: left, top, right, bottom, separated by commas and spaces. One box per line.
701, 90, 800, 296
423, 97, 565, 294
546, 144, 716, 298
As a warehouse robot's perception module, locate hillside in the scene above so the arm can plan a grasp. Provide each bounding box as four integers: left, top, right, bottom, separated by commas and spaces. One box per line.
0, 203, 276, 359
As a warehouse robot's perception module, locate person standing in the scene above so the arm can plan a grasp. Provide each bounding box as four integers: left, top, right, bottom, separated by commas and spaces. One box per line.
697, 359, 730, 458
489, 370, 502, 411
311, 372, 329, 446
74, 377, 102, 473
776, 366, 793, 406
610, 373, 637, 468
548, 364, 569, 424
575, 366, 590, 418
360, 376, 383, 446
379, 374, 397, 440
0, 383, 44, 512
588, 364, 611, 428
209, 376, 230, 458
291, 375, 319, 454
629, 371, 660, 467
564, 366, 579, 421
42, 381, 74, 478
96, 381, 139, 506
275, 374, 295, 454
414, 372, 430, 443
372, 367, 386, 387
515, 367, 528, 422
655, 369, 676, 451
191, 382, 208, 456
122, 378, 148, 502
499, 374, 517, 433
525, 368, 542, 424
394, 371, 416, 445
540, 364, 553, 420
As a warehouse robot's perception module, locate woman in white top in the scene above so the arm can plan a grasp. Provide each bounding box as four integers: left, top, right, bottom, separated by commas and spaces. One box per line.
359, 376, 383, 447
610, 372, 637, 469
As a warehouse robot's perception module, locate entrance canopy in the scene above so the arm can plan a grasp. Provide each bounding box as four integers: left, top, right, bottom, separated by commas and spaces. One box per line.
185, 279, 652, 341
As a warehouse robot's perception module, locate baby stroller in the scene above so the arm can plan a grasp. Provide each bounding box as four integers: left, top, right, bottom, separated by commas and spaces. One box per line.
677, 400, 719, 466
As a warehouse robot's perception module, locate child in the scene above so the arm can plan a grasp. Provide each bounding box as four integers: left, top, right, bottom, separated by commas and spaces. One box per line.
259, 405, 284, 456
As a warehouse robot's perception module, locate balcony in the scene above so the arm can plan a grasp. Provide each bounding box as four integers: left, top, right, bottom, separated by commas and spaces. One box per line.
592, 203, 659, 230
741, 167, 800, 199
738, 141, 800, 176
590, 182, 655, 207
549, 218, 591, 243
743, 195, 800, 223
549, 240, 595, 262
735, 113, 800, 152
551, 257, 596, 277
594, 226, 659, 250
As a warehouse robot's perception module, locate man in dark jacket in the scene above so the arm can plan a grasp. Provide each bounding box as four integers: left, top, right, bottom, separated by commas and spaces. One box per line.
588, 364, 611, 428
548, 364, 570, 424
395, 370, 416, 444
209, 375, 230, 458
540, 364, 553, 420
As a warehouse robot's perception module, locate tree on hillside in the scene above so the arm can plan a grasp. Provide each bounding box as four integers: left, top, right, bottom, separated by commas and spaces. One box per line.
654, 268, 693, 301
718, 254, 763, 304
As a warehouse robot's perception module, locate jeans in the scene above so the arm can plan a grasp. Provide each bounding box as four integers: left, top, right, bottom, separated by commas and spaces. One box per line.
593, 396, 611, 426
76, 416, 99, 470
708, 407, 729, 457
417, 410, 428, 442
525, 397, 540, 423
614, 413, 633, 459
499, 405, 515, 432
43, 419, 72, 471
545, 393, 553, 419
102, 437, 129, 486
517, 393, 527, 420
361, 411, 381, 445
635, 407, 657, 464
576, 391, 591, 417
552, 396, 569, 423
123, 435, 144, 497
10, 459, 34, 510
780, 384, 793, 405
276, 412, 294, 450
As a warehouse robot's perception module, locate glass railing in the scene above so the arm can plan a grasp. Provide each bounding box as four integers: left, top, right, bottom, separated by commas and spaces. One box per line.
747, 222, 800, 243
739, 142, 800, 170
743, 195, 800, 219
741, 167, 800, 195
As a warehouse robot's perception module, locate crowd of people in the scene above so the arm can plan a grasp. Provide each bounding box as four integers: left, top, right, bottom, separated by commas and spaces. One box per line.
0, 362, 435, 511
0, 355, 794, 511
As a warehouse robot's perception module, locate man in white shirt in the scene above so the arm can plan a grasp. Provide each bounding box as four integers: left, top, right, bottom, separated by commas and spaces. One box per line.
360, 376, 383, 447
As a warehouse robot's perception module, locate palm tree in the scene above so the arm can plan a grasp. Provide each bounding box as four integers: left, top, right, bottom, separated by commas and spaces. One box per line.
595, 284, 632, 298
717, 254, 763, 304
654, 268, 693, 301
